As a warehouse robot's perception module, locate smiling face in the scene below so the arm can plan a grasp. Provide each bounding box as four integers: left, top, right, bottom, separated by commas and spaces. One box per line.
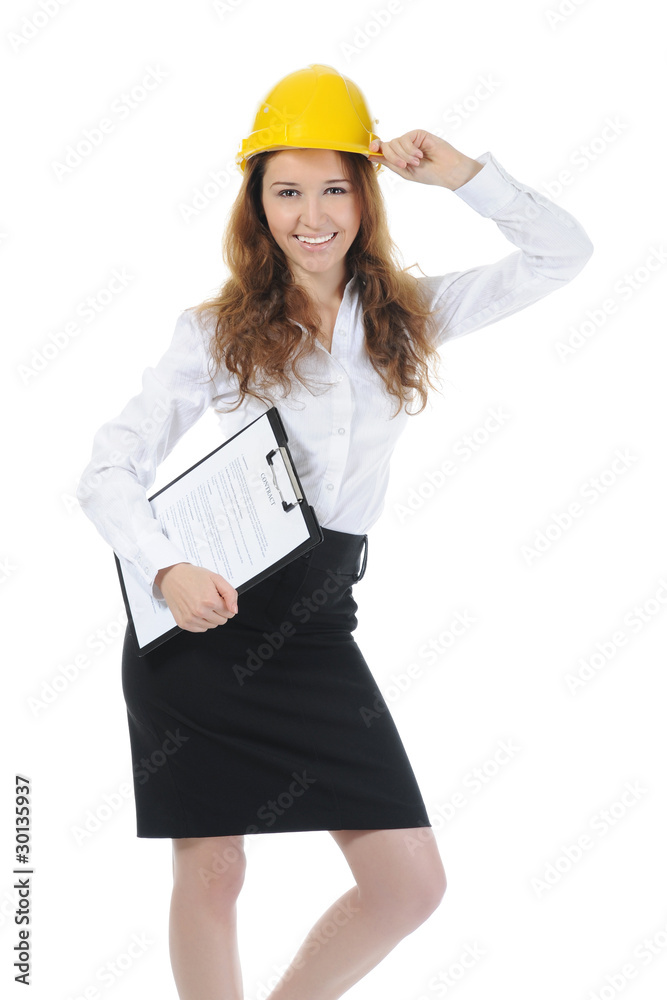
260, 148, 362, 289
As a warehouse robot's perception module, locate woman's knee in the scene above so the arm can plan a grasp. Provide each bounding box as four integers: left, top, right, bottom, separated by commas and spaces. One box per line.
394, 851, 446, 927
367, 860, 445, 934
333, 827, 447, 927
172, 835, 247, 909
392, 863, 447, 933
415, 860, 447, 919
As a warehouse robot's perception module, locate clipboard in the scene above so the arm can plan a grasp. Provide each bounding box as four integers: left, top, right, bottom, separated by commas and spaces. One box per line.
114, 405, 323, 655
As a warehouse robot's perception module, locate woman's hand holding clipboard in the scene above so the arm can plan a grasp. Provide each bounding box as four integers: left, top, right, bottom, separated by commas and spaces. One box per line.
154, 562, 239, 633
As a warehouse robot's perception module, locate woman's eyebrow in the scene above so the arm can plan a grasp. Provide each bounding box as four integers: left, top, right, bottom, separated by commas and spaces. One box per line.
269, 178, 350, 187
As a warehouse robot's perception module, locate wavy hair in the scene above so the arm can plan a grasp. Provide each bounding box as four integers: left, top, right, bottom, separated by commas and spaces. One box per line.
191, 149, 445, 418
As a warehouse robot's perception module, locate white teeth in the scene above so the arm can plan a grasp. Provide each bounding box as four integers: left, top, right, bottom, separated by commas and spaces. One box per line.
295, 233, 335, 244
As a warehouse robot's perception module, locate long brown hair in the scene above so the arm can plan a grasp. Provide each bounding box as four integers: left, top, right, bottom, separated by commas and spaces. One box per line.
191, 149, 445, 418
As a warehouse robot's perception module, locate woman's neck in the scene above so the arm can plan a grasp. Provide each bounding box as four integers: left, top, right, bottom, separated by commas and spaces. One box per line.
291, 263, 352, 309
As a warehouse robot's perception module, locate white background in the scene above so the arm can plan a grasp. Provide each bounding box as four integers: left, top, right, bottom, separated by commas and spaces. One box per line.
2, 1, 666, 998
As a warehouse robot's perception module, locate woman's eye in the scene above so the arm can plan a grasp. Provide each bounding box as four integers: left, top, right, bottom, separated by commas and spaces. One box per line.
277, 187, 348, 197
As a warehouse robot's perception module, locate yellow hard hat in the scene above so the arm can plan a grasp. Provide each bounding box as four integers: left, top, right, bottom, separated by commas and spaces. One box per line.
236, 63, 384, 174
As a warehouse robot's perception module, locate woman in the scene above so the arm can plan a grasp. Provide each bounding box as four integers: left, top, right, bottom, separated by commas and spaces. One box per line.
77, 64, 593, 1000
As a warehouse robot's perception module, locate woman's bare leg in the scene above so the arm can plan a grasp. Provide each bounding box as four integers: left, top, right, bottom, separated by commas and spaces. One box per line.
266, 826, 446, 1000
169, 835, 246, 1000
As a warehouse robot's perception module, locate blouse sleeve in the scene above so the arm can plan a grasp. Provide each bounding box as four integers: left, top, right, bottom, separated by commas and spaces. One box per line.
76, 308, 219, 604
419, 151, 595, 346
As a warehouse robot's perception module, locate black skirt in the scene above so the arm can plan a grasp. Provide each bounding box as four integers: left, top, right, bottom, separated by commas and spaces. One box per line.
121, 527, 432, 838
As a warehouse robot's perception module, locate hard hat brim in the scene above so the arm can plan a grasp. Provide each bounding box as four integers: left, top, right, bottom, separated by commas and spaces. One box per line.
236, 142, 384, 173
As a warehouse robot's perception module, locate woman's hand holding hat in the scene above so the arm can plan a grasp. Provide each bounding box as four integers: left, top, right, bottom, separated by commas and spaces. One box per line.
368, 129, 483, 190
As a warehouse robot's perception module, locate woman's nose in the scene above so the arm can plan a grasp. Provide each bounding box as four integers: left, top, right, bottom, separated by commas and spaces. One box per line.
298, 199, 329, 230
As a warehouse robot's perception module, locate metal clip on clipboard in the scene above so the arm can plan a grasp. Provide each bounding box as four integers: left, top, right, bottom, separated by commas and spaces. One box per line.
267, 443, 368, 583
266, 446, 303, 512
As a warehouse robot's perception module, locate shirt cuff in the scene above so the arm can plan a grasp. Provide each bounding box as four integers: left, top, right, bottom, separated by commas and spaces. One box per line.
135, 531, 193, 603
453, 151, 523, 218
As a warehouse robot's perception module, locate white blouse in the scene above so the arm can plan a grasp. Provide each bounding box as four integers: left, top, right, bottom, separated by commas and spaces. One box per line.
76, 150, 594, 605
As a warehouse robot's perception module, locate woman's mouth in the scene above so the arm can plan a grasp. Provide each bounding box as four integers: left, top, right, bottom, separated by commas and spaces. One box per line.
293, 232, 338, 251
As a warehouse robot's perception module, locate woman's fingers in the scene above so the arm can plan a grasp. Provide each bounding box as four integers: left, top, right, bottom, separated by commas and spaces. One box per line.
214, 573, 239, 615
370, 130, 468, 187
370, 136, 424, 170
193, 603, 235, 627
183, 592, 237, 629
158, 564, 239, 631
393, 137, 424, 166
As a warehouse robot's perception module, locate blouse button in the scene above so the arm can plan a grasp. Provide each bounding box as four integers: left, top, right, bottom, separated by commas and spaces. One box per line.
326, 483, 334, 491
338, 427, 345, 435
